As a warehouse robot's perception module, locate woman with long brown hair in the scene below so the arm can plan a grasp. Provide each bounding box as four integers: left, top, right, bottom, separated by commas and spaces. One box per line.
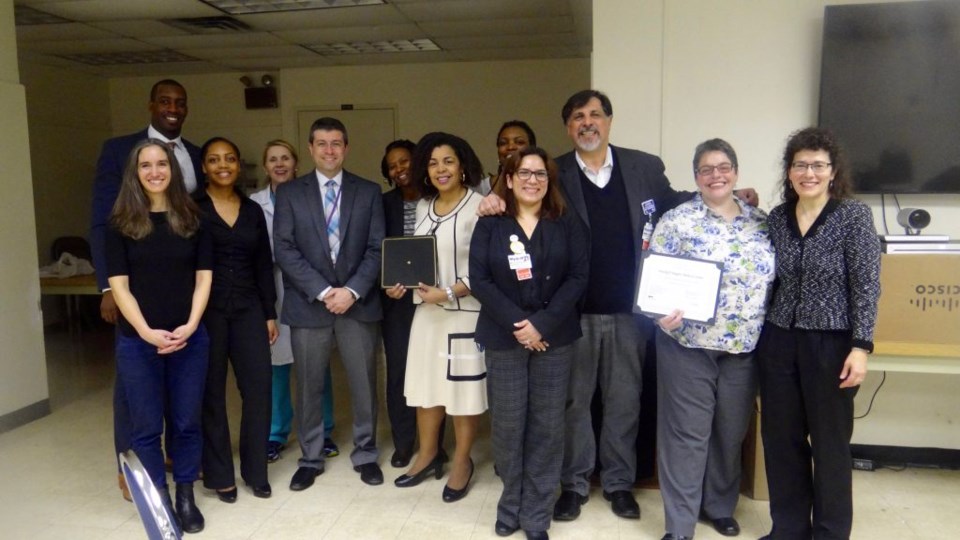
107, 138, 212, 534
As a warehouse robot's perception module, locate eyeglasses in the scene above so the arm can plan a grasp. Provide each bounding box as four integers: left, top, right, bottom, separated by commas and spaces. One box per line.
696, 163, 734, 176
515, 169, 548, 182
791, 161, 832, 173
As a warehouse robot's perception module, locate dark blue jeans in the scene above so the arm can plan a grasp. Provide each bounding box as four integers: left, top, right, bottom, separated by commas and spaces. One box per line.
116, 325, 209, 488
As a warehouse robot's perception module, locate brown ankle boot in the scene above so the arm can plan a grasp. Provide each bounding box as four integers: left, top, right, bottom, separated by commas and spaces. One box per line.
118, 473, 131, 502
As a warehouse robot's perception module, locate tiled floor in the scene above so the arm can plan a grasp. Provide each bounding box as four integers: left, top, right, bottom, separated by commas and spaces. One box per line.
0, 326, 957, 539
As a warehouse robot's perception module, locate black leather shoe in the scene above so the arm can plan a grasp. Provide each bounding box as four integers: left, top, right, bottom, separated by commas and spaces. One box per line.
603, 490, 640, 519
699, 510, 740, 536
495, 519, 519, 537
216, 486, 237, 503
710, 516, 740, 536
175, 482, 205, 534
391, 449, 413, 468
525, 530, 548, 540
552, 490, 588, 521
441, 458, 474, 502
289, 466, 323, 491
661, 535, 692, 540
394, 455, 444, 487
354, 462, 384, 485
251, 483, 272, 498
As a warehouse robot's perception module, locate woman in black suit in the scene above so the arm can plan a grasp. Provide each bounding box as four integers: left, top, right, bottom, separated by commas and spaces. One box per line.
194, 137, 277, 502
470, 146, 589, 540
379, 139, 421, 467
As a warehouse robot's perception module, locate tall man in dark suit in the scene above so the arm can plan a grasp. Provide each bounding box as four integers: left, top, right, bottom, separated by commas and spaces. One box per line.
89, 79, 203, 500
273, 117, 385, 490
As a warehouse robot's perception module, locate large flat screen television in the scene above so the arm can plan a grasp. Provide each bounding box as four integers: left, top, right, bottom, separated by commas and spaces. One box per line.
818, 0, 960, 194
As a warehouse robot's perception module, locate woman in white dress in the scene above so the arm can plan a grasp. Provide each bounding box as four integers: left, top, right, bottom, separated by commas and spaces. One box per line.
386, 132, 487, 502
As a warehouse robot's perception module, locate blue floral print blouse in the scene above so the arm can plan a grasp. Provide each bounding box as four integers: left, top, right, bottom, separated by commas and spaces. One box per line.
649, 194, 775, 353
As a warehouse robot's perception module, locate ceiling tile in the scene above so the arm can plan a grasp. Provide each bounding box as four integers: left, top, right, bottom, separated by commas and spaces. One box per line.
273, 23, 424, 44
217, 55, 335, 70
436, 32, 581, 51
182, 44, 315, 60
16, 22, 118, 42
33, 0, 220, 21
230, 5, 409, 31
395, 0, 568, 21
141, 32, 289, 49
86, 20, 193, 38
419, 16, 574, 37
19, 37, 159, 55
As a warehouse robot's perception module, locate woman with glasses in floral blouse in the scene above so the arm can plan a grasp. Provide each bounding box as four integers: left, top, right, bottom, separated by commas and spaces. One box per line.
648, 139, 775, 540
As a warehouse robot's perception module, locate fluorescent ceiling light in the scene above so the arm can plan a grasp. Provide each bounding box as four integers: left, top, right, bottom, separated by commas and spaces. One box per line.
203, 0, 384, 14
305, 39, 440, 55
58, 50, 200, 66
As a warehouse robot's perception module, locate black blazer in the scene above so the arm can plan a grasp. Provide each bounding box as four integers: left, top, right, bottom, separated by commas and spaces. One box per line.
470, 212, 589, 350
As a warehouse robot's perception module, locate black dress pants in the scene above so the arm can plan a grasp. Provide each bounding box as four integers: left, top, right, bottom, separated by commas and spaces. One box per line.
757, 323, 858, 540
381, 296, 417, 455
201, 303, 272, 489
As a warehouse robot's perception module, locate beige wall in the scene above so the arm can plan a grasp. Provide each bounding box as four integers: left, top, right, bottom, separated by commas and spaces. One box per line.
105, 58, 590, 188
21, 62, 111, 267
0, 0, 48, 423
594, 0, 960, 449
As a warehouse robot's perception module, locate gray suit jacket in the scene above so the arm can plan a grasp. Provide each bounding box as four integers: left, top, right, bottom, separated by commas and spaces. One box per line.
273, 170, 385, 326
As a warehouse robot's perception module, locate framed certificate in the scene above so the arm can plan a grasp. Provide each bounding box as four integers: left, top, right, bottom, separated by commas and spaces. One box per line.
381, 236, 437, 288
634, 251, 724, 324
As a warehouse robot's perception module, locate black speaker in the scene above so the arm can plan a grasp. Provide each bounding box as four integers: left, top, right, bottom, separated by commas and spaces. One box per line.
244, 87, 278, 109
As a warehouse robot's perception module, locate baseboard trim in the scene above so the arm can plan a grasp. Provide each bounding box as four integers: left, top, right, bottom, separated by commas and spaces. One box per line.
851, 444, 960, 470
0, 399, 51, 434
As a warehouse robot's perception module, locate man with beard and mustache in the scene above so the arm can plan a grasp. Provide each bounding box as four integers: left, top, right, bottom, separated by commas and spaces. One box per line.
480, 89, 758, 523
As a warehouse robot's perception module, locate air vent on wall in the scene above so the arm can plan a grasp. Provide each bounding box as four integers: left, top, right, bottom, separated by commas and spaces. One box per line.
162, 16, 253, 33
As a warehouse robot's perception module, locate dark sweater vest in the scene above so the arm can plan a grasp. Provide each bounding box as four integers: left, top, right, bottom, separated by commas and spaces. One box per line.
579, 159, 636, 314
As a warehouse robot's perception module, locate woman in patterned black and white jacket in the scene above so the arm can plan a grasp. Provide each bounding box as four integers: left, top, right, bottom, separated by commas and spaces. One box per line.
757, 127, 881, 540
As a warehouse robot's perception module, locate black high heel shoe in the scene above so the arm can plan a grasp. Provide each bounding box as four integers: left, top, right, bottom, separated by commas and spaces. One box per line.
394, 455, 444, 487
442, 458, 474, 503
216, 486, 237, 503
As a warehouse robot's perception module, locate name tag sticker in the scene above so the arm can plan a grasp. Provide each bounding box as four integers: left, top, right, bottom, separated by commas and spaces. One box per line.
508, 253, 532, 270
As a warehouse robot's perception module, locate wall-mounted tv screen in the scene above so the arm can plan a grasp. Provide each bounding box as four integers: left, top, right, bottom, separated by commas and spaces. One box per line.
819, 0, 960, 194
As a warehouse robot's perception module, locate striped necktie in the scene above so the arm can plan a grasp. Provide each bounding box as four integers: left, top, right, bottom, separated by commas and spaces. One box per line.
324, 180, 341, 263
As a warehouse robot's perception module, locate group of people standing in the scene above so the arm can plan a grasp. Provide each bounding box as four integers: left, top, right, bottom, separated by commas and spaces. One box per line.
90, 80, 880, 540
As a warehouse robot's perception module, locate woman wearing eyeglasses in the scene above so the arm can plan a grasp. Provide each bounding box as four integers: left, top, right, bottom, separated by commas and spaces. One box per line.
470, 147, 588, 540
648, 139, 775, 540
757, 128, 881, 540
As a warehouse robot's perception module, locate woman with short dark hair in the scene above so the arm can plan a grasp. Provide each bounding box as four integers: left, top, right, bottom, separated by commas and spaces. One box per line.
387, 132, 486, 502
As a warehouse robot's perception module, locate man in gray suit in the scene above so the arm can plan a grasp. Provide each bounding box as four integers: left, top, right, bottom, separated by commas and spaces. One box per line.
274, 117, 385, 490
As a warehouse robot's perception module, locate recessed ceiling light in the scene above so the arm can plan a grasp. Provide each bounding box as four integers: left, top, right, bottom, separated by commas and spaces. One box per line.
58, 50, 200, 66
202, 0, 384, 15
305, 39, 440, 55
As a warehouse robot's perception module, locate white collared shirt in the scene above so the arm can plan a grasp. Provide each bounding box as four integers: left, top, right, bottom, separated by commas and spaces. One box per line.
147, 125, 197, 193
574, 145, 615, 188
